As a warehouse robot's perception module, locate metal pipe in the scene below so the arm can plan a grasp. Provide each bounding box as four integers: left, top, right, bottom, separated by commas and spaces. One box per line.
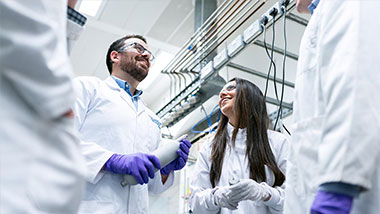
163, 0, 235, 72
173, 0, 261, 73
199, 0, 247, 48
188, 0, 265, 72
227, 62, 295, 88
286, 12, 308, 26
266, 97, 292, 109
179, 0, 257, 72
253, 40, 299, 60
166, 0, 245, 73
175, 72, 182, 92
178, 73, 187, 89
197, 0, 242, 44
167, 72, 174, 99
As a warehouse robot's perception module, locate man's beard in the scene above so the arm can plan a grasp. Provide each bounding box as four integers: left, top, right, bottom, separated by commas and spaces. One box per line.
120, 59, 148, 82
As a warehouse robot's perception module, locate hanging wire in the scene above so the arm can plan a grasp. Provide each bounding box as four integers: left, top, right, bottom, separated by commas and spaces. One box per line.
270, 17, 279, 102
274, 4, 290, 134
262, 23, 277, 100
191, 104, 220, 134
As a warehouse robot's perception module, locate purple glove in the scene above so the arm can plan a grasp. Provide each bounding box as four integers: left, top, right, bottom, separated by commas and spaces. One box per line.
311, 190, 353, 214
104, 153, 161, 185
160, 138, 191, 175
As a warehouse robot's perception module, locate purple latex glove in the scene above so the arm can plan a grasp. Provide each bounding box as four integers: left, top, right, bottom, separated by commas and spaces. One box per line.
311, 190, 353, 214
104, 153, 161, 184
160, 138, 191, 175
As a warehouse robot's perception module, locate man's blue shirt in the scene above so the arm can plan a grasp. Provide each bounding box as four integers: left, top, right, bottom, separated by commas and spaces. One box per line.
308, 0, 320, 14
111, 76, 142, 111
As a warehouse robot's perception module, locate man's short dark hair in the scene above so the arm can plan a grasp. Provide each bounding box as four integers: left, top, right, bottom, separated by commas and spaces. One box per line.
106, 35, 147, 74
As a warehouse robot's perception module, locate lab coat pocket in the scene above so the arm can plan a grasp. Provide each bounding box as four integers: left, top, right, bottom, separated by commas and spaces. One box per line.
78, 201, 115, 214
290, 116, 323, 196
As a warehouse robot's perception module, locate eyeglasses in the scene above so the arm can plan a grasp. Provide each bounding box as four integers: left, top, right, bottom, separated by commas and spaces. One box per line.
117, 42, 155, 62
220, 84, 236, 93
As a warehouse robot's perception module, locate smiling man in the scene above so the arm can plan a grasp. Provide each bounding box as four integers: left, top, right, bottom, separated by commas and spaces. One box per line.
72, 35, 191, 214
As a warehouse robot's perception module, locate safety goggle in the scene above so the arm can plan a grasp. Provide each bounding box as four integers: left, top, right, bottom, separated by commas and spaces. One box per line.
220, 84, 236, 93
117, 42, 155, 62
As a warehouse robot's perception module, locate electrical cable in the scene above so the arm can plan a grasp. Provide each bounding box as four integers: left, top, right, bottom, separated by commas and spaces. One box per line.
191, 105, 211, 134
270, 17, 280, 102
262, 24, 271, 98
274, 5, 288, 132
191, 104, 220, 134
283, 123, 291, 136
262, 22, 278, 100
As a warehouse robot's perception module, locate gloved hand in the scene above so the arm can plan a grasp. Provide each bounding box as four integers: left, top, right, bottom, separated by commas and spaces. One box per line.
104, 153, 161, 185
213, 186, 238, 210
226, 179, 269, 202
160, 138, 191, 175
311, 190, 353, 214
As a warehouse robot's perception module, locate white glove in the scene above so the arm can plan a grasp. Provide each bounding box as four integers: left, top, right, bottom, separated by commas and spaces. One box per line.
226, 179, 269, 202
213, 186, 239, 210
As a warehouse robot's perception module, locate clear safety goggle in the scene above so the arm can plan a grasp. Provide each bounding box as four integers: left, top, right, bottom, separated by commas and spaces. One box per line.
220, 84, 236, 93
117, 42, 155, 62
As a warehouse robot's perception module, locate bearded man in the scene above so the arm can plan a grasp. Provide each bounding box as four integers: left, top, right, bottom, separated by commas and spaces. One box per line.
73, 35, 191, 214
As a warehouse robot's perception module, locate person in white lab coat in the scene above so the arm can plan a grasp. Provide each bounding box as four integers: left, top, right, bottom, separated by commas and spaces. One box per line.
0, 0, 86, 213
284, 0, 380, 213
73, 35, 191, 214
190, 78, 288, 214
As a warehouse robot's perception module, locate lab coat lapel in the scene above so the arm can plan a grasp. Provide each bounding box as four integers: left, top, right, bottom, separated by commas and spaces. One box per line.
104, 76, 136, 112
137, 98, 146, 115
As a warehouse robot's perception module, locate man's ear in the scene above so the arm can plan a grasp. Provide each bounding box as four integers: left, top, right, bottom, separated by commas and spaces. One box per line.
296, 0, 312, 14
110, 51, 120, 64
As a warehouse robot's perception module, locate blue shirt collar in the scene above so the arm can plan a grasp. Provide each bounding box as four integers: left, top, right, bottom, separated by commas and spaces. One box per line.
111, 76, 143, 98
308, 0, 320, 14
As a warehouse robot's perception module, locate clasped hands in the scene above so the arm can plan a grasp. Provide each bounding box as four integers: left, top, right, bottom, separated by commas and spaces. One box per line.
213, 179, 269, 210
104, 139, 191, 184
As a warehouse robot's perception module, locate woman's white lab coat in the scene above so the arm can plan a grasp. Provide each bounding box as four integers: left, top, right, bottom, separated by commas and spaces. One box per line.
284, 1, 380, 213
190, 123, 288, 214
0, 1, 85, 213
73, 76, 174, 214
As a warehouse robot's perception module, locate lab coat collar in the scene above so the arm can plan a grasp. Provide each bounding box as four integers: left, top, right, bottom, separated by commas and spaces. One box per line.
226, 122, 247, 145
105, 76, 121, 91
104, 76, 144, 113
111, 75, 143, 98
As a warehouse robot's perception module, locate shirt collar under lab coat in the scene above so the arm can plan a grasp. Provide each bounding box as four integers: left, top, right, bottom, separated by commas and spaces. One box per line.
105, 76, 145, 112
111, 75, 143, 98
308, 0, 320, 14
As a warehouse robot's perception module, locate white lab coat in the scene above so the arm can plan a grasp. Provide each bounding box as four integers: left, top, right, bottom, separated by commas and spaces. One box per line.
73, 76, 174, 214
284, 1, 380, 213
0, 1, 85, 213
190, 123, 288, 214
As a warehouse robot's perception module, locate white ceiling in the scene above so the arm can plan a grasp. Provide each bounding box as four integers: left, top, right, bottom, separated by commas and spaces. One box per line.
70, 0, 310, 138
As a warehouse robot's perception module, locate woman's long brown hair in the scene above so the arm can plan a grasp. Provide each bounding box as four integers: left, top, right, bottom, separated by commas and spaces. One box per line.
209, 77, 285, 187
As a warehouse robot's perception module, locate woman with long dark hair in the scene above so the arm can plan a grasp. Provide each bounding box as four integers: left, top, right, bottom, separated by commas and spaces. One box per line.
189, 78, 288, 213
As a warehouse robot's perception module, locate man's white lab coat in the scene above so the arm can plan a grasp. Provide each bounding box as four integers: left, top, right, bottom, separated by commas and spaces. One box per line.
0, 1, 85, 213
73, 76, 174, 214
284, 1, 380, 213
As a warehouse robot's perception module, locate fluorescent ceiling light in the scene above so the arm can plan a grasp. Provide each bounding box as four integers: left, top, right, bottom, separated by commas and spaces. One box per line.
78, 0, 103, 17
139, 51, 174, 90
